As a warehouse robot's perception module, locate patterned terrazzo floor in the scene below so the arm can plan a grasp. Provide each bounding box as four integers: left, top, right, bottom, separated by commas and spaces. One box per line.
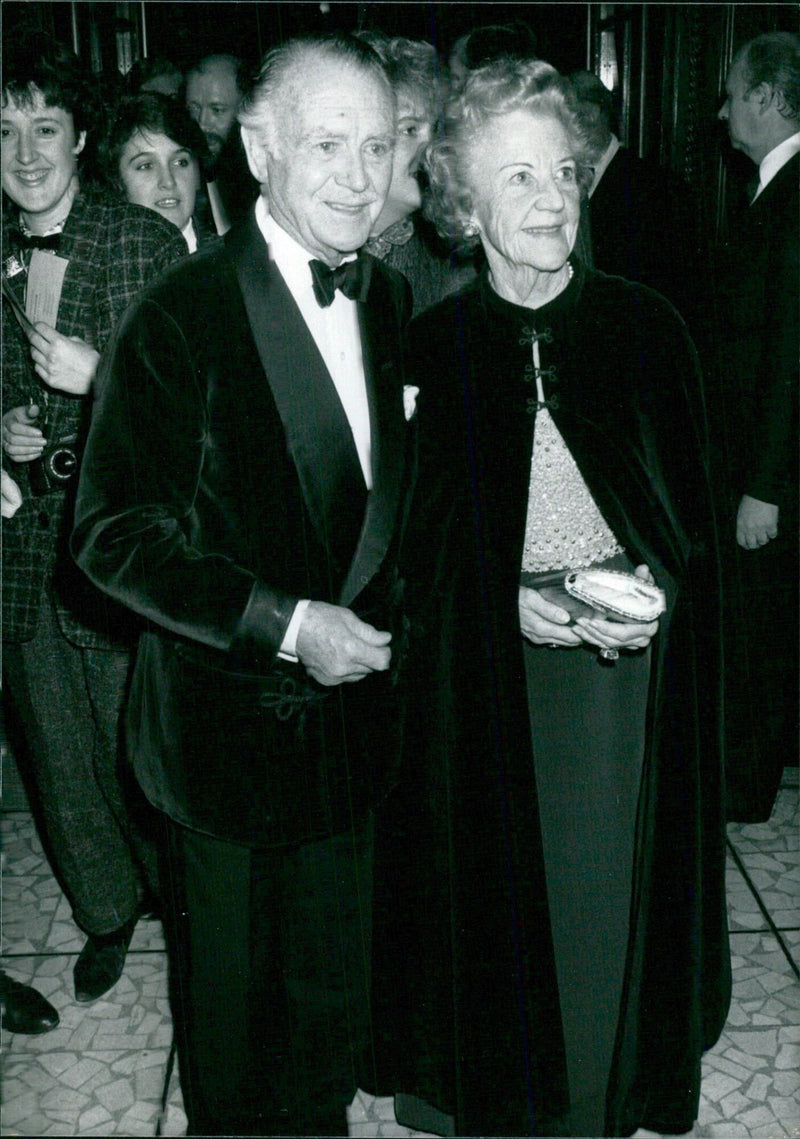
2, 774, 798, 1138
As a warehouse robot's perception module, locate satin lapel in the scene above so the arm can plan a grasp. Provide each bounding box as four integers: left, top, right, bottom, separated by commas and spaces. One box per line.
225, 215, 366, 561
339, 264, 406, 607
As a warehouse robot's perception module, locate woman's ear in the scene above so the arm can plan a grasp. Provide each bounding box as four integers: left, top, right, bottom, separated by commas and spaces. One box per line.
73, 130, 87, 157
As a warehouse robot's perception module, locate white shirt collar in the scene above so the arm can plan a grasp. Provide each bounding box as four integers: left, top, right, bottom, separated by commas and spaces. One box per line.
589, 134, 621, 198
755, 131, 800, 199
253, 197, 372, 489
182, 219, 198, 254
254, 196, 355, 299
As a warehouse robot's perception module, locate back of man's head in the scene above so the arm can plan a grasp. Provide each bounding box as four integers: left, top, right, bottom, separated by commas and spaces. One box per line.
127, 56, 183, 98
2, 29, 93, 134
239, 33, 390, 151
462, 21, 538, 69
186, 54, 247, 96
569, 69, 615, 143
737, 31, 800, 124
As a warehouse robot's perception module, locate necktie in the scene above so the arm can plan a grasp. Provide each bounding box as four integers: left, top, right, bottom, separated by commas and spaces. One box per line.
309, 257, 370, 307
11, 228, 62, 253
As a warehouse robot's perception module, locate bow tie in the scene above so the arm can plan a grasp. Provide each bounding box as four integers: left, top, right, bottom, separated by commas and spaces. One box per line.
11, 228, 62, 253
309, 257, 370, 307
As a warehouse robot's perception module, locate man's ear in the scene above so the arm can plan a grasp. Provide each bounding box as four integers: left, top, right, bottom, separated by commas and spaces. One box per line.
770, 86, 790, 118
241, 125, 270, 185
73, 130, 87, 157
753, 82, 776, 114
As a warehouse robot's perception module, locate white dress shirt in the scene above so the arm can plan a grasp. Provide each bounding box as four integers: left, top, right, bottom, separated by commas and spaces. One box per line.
753, 131, 800, 201
253, 197, 373, 658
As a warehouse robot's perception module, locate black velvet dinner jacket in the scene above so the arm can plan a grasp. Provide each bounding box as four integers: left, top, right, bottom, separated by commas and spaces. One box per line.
73, 211, 413, 845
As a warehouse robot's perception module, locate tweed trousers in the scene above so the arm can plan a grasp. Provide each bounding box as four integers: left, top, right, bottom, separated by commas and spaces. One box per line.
3, 589, 158, 934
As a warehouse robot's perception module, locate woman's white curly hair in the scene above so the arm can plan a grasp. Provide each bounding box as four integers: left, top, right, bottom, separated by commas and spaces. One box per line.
424, 57, 606, 247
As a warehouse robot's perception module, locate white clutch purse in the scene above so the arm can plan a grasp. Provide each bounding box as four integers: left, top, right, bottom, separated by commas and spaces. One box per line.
563, 568, 666, 624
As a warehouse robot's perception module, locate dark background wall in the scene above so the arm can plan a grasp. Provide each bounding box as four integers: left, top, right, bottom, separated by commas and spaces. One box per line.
3, 2, 799, 239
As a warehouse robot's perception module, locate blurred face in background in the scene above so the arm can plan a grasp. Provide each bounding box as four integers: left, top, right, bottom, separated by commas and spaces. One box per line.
1, 89, 85, 229
119, 129, 200, 231
371, 84, 433, 235
186, 63, 241, 159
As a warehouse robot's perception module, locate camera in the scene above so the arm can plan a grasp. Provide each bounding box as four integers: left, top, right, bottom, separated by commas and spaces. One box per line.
28, 433, 80, 497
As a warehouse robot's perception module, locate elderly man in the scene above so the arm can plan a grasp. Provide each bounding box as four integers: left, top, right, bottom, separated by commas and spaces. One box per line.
185, 52, 258, 231
714, 31, 799, 820
1, 32, 185, 1004
73, 32, 412, 1136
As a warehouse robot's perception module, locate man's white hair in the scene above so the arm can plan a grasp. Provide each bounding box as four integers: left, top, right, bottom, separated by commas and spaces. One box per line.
238, 33, 392, 154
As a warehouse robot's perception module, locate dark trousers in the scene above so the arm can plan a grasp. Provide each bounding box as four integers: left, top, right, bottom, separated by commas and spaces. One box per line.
3, 589, 157, 934
720, 531, 798, 822
160, 813, 374, 1136
524, 640, 650, 1137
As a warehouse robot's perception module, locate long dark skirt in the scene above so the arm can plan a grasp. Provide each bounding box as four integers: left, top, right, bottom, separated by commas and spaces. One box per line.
524, 639, 650, 1137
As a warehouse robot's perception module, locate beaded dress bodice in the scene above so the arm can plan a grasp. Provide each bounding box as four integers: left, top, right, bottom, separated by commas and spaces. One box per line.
508, 270, 625, 574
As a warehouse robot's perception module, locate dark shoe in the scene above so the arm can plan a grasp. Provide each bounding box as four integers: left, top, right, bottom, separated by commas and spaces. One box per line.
0, 972, 60, 1034
74, 916, 136, 1003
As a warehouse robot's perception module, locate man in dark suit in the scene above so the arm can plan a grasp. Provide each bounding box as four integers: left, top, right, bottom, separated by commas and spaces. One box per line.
1, 33, 186, 1003
714, 31, 799, 820
570, 69, 702, 314
185, 53, 259, 233
73, 33, 413, 1136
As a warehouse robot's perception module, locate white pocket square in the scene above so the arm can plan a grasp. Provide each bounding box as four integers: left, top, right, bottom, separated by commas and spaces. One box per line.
403, 385, 419, 421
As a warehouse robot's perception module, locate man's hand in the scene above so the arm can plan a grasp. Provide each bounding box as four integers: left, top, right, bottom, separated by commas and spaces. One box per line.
295, 601, 392, 686
1, 469, 23, 518
2, 405, 45, 462
27, 323, 99, 394
736, 495, 779, 549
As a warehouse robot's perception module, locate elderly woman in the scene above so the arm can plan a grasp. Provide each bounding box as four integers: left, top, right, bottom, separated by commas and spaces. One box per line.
371, 59, 730, 1136
358, 31, 475, 315
98, 92, 208, 252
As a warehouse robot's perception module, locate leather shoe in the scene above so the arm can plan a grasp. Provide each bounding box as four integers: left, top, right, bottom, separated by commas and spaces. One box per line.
74, 916, 136, 1003
0, 972, 60, 1034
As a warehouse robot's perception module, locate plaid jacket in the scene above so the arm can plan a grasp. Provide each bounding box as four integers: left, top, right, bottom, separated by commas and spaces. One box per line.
2, 192, 187, 646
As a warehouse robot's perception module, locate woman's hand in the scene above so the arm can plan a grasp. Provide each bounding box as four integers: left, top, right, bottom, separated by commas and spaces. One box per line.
1, 469, 23, 518
2, 405, 46, 462
519, 586, 583, 647
575, 565, 659, 653
27, 323, 99, 394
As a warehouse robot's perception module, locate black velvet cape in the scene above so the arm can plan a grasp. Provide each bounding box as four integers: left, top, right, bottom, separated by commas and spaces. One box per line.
372, 262, 731, 1135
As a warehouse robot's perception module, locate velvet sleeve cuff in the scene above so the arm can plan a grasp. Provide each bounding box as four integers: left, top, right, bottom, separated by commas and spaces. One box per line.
230, 580, 299, 666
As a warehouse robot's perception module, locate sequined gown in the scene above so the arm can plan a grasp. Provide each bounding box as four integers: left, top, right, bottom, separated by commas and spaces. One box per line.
372, 260, 731, 1136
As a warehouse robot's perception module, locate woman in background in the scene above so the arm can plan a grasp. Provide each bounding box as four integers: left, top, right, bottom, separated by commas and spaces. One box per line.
358, 31, 475, 315
99, 92, 209, 252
